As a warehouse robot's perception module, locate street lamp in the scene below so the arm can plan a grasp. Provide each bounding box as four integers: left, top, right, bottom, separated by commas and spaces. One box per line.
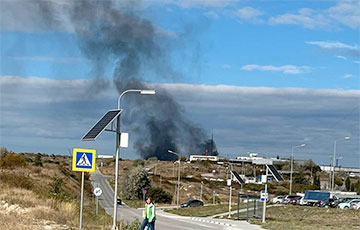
168, 150, 181, 207
112, 89, 155, 230
289, 143, 305, 195
331, 136, 350, 192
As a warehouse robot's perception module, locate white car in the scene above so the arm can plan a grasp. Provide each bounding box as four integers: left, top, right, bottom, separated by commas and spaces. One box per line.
350, 201, 360, 210
338, 199, 360, 209
272, 195, 285, 204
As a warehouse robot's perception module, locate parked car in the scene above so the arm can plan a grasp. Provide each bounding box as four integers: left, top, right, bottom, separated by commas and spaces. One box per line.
272, 196, 285, 204
283, 195, 302, 204
117, 197, 122, 205
350, 201, 360, 210
338, 199, 360, 209
290, 196, 302, 205
180, 200, 204, 208
316, 198, 334, 208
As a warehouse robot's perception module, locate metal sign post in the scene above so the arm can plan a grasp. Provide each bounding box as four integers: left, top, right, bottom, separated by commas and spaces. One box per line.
262, 166, 268, 223
93, 187, 102, 216
79, 172, 85, 229
72, 148, 96, 230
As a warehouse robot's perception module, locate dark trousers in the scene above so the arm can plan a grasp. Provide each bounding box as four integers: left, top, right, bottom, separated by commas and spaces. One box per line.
141, 218, 155, 230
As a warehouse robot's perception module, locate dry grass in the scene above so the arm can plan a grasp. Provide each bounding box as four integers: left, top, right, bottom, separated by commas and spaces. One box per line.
251, 205, 360, 230
165, 204, 244, 217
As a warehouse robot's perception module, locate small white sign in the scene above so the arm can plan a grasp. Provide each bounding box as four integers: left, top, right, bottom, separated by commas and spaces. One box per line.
94, 187, 102, 197
261, 175, 267, 183
120, 133, 129, 148
227, 179, 232, 186
260, 191, 268, 202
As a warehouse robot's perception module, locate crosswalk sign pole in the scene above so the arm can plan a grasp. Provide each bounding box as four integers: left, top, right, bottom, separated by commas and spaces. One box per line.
72, 148, 96, 230
79, 171, 84, 230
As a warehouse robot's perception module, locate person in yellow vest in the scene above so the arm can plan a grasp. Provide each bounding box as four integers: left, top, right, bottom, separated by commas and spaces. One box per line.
141, 197, 156, 230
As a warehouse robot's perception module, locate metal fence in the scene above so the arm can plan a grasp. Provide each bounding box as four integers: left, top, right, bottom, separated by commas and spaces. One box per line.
237, 193, 263, 221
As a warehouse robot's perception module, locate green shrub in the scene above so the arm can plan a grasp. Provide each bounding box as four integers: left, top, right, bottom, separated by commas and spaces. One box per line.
124, 220, 141, 230
34, 154, 43, 167
0, 153, 26, 169
148, 187, 172, 204
132, 159, 145, 167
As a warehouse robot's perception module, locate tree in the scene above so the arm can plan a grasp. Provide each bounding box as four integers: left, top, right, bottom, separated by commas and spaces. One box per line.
345, 177, 351, 191
0, 147, 9, 159
0, 153, 26, 169
122, 166, 150, 200
147, 187, 172, 204
48, 176, 65, 200
334, 176, 343, 186
313, 176, 320, 189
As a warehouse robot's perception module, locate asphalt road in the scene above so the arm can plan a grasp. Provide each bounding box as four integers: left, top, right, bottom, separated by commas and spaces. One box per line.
90, 168, 263, 230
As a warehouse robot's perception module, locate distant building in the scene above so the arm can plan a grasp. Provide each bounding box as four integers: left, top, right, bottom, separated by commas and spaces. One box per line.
189, 155, 223, 162
319, 165, 360, 174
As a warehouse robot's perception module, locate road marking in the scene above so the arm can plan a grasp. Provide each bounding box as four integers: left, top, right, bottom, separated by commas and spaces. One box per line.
191, 217, 232, 227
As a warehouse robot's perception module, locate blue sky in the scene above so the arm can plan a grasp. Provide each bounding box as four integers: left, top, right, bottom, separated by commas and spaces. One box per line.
0, 0, 359, 166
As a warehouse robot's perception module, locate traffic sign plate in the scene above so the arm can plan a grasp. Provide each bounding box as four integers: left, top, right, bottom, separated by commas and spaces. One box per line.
72, 148, 96, 172
94, 187, 102, 196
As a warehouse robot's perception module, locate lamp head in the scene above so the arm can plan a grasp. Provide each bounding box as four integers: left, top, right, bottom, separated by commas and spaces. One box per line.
300, 144, 306, 147
140, 90, 156, 95
344, 136, 350, 140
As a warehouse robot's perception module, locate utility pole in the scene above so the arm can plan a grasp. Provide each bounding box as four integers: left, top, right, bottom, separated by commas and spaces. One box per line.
200, 181, 203, 201
262, 166, 268, 223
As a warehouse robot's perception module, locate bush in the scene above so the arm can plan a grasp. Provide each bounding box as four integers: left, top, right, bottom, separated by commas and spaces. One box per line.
133, 159, 145, 167
48, 176, 67, 200
207, 195, 221, 204
0, 153, 26, 169
345, 177, 351, 191
34, 154, 43, 167
0, 172, 33, 190
148, 187, 173, 204
122, 166, 150, 200
124, 220, 141, 230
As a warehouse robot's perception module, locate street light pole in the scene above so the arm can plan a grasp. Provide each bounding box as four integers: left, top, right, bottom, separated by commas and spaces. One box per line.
112, 89, 155, 230
289, 144, 305, 195
331, 136, 350, 192
168, 150, 181, 207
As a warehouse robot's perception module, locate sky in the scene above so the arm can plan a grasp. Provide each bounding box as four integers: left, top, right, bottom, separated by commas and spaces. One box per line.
0, 0, 359, 167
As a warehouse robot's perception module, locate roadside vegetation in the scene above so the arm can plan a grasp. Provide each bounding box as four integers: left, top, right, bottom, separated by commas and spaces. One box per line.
0, 147, 139, 229
251, 205, 360, 230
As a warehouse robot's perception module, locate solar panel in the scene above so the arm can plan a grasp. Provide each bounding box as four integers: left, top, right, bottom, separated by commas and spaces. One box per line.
82, 109, 122, 141
266, 165, 284, 182
231, 170, 245, 184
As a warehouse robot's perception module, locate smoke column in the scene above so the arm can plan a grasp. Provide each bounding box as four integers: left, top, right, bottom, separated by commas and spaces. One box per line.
36, 0, 218, 160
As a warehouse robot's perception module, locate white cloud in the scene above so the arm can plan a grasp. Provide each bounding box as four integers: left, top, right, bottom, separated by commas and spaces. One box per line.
306, 41, 360, 58
175, 0, 234, 8
269, 1, 360, 29
353, 60, 360, 64
236, 7, 263, 20
327, 0, 360, 29
336, 55, 347, 60
241, 64, 311, 74
344, 74, 353, 78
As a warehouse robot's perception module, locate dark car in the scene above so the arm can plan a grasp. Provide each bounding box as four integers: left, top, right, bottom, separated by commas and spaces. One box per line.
316, 198, 334, 207
180, 200, 204, 208
117, 197, 122, 205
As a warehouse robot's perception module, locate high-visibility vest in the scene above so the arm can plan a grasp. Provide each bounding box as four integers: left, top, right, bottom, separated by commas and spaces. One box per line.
143, 203, 156, 222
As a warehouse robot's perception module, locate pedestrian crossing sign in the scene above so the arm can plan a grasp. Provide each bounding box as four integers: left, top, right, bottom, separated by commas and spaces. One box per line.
72, 148, 96, 172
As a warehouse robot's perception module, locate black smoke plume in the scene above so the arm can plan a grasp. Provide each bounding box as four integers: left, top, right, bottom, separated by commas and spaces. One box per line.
34, 0, 218, 160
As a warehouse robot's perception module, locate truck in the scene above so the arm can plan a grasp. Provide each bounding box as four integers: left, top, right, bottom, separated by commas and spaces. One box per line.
302, 190, 330, 206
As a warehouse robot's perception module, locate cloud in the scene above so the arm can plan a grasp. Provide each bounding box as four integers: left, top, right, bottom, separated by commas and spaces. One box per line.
1, 76, 359, 167
241, 64, 311, 74
336, 55, 347, 60
269, 1, 360, 29
173, 0, 234, 8
306, 41, 360, 58
236, 7, 263, 21
344, 74, 353, 78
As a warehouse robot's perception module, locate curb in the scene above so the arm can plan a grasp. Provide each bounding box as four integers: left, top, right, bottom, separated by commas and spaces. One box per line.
190, 217, 232, 227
